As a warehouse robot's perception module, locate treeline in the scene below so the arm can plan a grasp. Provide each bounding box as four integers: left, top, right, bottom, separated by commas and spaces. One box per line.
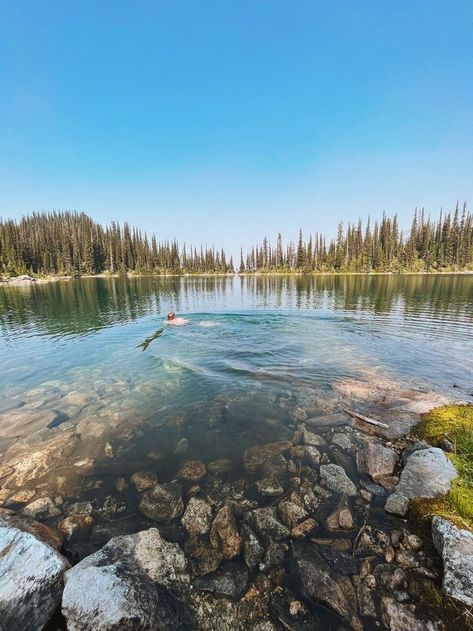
0, 212, 234, 276
241, 204, 473, 273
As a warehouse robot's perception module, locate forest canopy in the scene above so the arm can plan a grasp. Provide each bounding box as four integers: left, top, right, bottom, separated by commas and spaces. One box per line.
0, 204, 472, 277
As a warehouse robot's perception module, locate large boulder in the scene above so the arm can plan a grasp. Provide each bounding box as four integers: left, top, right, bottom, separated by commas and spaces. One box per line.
432, 516, 473, 606
290, 541, 361, 630
62, 528, 191, 630
0, 522, 69, 631
385, 448, 457, 516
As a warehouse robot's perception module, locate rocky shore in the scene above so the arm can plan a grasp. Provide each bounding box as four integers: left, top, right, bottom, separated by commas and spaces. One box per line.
0, 274, 71, 285
1, 405, 472, 630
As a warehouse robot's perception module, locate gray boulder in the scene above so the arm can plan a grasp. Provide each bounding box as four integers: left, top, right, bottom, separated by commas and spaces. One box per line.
432, 516, 473, 606
62, 528, 191, 630
385, 448, 456, 516
0, 523, 69, 631
319, 464, 357, 496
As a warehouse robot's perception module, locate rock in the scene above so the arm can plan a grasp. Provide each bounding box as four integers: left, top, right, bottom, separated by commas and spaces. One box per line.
385, 448, 457, 516
262, 453, 288, 479
8, 488, 36, 504
381, 596, 444, 631
247, 507, 290, 541
432, 516, 473, 606
241, 523, 264, 568
319, 464, 357, 496
303, 429, 326, 447
177, 460, 206, 481
291, 518, 317, 538
58, 514, 94, 537
99, 495, 128, 520
325, 495, 354, 530
0, 512, 64, 550
0, 464, 14, 479
259, 540, 287, 572
360, 479, 388, 497
355, 578, 377, 617
255, 478, 284, 497
356, 443, 397, 479
355, 526, 390, 556
291, 407, 307, 422
291, 541, 361, 629
173, 437, 188, 455
331, 432, 353, 450
21, 496, 61, 520
0, 523, 69, 630
208, 459, 233, 475
303, 445, 321, 466
277, 501, 308, 529
67, 501, 93, 516
62, 529, 190, 631
243, 441, 292, 474
131, 470, 159, 492
195, 562, 249, 599
185, 537, 223, 576
138, 481, 184, 521
210, 505, 243, 559
181, 497, 212, 535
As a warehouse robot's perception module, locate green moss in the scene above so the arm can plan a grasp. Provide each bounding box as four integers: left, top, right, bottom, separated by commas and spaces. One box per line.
411, 404, 473, 531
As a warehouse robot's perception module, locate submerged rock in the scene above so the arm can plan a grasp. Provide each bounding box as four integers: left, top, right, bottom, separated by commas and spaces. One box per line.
243, 441, 292, 474
181, 497, 213, 535
319, 464, 357, 496
241, 523, 264, 568
20, 496, 61, 520
432, 516, 473, 606
177, 460, 207, 481
381, 596, 444, 631
255, 477, 284, 497
357, 443, 397, 479
131, 470, 159, 492
247, 507, 290, 541
277, 500, 308, 530
325, 495, 354, 530
195, 562, 249, 599
210, 505, 243, 559
385, 448, 457, 516
0, 522, 69, 631
62, 528, 190, 631
138, 481, 184, 521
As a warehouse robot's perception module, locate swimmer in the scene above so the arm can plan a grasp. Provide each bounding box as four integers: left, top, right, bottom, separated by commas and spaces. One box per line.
166, 311, 190, 326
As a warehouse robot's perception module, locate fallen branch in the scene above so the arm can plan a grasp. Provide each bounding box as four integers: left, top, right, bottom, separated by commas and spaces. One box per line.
344, 409, 389, 430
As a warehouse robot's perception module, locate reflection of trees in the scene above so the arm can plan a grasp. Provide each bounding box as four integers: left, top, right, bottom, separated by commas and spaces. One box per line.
0, 274, 471, 338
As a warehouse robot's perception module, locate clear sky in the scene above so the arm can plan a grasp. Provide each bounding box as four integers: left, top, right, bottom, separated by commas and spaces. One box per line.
1, 1, 472, 256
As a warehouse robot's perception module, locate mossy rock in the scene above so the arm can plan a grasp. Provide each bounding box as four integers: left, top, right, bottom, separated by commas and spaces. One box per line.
411, 404, 473, 532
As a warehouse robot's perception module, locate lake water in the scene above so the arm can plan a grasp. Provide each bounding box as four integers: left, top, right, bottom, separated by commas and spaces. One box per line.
1, 274, 472, 627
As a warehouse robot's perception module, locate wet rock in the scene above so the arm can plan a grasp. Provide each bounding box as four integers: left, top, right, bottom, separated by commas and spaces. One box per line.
243, 441, 292, 474
174, 437, 188, 455
376, 474, 399, 491
325, 495, 354, 530
303, 445, 321, 466
138, 481, 184, 521
355, 526, 390, 556
356, 443, 397, 479
247, 507, 290, 541
331, 432, 353, 450
262, 453, 288, 479
291, 541, 361, 629
181, 497, 213, 535
58, 514, 95, 537
0, 512, 64, 550
255, 477, 284, 497
277, 500, 308, 529
210, 505, 243, 559
195, 562, 249, 599
374, 564, 407, 593
354, 578, 377, 617
21, 496, 61, 520
0, 522, 69, 631
432, 515, 473, 606
319, 546, 358, 575
319, 464, 357, 496
8, 488, 36, 504
0, 464, 14, 479
185, 537, 223, 576
178, 459, 207, 481
241, 523, 264, 568
360, 479, 387, 496
131, 470, 159, 492
291, 407, 307, 422
303, 428, 326, 447
291, 518, 317, 538
385, 448, 456, 516
259, 540, 287, 572
67, 500, 93, 516
62, 528, 190, 631
269, 590, 320, 631
381, 596, 444, 631
208, 459, 233, 475
99, 495, 128, 520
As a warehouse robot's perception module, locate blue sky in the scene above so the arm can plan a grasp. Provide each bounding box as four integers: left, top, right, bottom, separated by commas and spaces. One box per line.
1, 1, 472, 256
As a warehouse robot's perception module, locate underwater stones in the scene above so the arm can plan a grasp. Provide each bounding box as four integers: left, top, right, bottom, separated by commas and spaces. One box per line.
380, 597, 444, 631
259, 540, 287, 573
303, 445, 321, 466
208, 459, 233, 475
243, 441, 292, 474
302, 428, 325, 447
241, 523, 264, 568
432, 516, 473, 606
58, 514, 94, 537
131, 470, 158, 492
357, 443, 397, 480
181, 497, 213, 535
195, 562, 249, 599
0, 523, 69, 631
291, 518, 317, 539
99, 495, 128, 520
277, 501, 308, 530
21, 496, 61, 520
247, 507, 290, 541
325, 495, 354, 531
173, 437, 189, 455
290, 407, 308, 422
8, 488, 36, 504
255, 477, 284, 497
291, 541, 361, 630
138, 481, 184, 521
210, 505, 243, 560
185, 537, 223, 576
262, 453, 288, 479
177, 459, 206, 481
319, 464, 357, 496
0, 464, 14, 479
62, 529, 190, 631
385, 448, 457, 516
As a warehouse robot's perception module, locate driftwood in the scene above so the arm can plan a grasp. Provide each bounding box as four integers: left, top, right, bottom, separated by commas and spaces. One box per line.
343, 409, 389, 430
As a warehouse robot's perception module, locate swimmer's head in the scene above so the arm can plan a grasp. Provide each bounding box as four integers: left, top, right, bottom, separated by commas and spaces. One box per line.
167, 311, 176, 321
